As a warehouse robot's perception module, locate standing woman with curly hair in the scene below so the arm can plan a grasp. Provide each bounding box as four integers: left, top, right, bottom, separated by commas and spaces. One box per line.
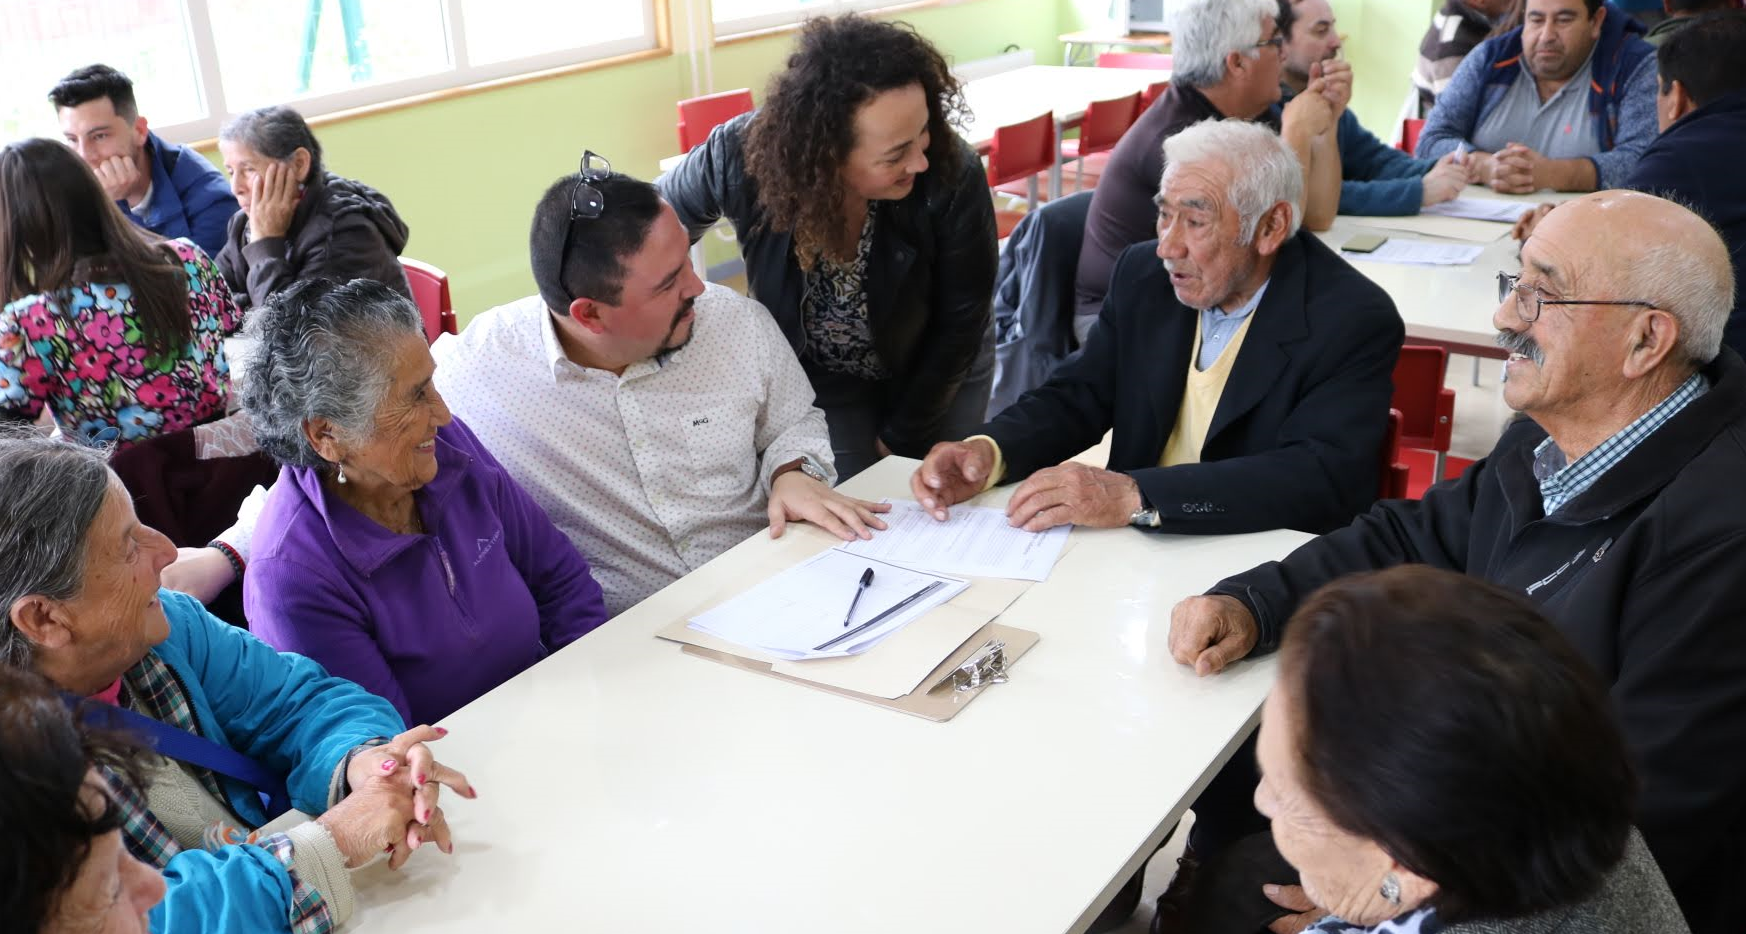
658, 14, 998, 480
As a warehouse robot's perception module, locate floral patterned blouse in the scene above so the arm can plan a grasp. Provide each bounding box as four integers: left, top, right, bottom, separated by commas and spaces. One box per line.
0, 239, 242, 447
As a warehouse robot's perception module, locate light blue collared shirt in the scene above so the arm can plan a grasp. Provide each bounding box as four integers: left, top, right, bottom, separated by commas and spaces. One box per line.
1197, 280, 1269, 372
1533, 372, 1708, 515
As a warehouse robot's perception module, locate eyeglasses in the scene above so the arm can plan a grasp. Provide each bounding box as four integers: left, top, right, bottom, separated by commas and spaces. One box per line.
1252, 35, 1286, 54
1496, 272, 1656, 324
557, 150, 612, 295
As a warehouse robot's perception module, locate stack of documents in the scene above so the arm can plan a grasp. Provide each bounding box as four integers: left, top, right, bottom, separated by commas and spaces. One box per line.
688, 550, 966, 661
838, 500, 1070, 581
1421, 197, 1532, 223
1341, 239, 1484, 266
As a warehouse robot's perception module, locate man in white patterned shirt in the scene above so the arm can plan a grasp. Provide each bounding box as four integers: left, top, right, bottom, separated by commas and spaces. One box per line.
428, 170, 886, 614
167, 170, 888, 617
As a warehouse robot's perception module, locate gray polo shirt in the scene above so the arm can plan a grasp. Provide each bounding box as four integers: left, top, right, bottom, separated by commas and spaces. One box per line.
1471, 48, 1598, 158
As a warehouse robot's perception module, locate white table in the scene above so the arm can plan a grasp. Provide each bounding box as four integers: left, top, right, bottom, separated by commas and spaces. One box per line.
656, 66, 1172, 202
1317, 186, 1580, 359
960, 65, 1172, 201
346, 456, 1310, 934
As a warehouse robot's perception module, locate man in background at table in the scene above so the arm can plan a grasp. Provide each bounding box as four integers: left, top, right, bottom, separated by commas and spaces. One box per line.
1644, 0, 1737, 45
1416, 0, 1657, 194
49, 64, 238, 258
165, 170, 889, 617
912, 119, 1401, 538
1514, 11, 1746, 355
1075, 0, 1342, 327
1171, 190, 1746, 934
1281, 0, 1468, 216
1414, 0, 1514, 112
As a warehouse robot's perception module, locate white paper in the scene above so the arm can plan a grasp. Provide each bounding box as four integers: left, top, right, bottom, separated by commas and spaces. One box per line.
838, 499, 1070, 582
687, 550, 966, 661
1421, 197, 1532, 223
1342, 239, 1483, 266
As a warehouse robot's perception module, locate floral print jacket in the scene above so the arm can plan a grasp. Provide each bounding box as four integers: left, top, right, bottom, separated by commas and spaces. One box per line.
0, 239, 242, 446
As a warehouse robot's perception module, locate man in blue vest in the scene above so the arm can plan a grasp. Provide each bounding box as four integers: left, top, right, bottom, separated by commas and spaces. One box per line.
50, 64, 238, 258
1416, 0, 1657, 193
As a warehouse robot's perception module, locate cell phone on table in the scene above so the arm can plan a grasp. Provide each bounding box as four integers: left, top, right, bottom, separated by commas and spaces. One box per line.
1342, 233, 1389, 254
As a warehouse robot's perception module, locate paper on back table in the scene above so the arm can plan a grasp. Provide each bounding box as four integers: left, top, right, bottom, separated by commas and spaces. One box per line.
686, 549, 966, 661
1341, 239, 1483, 266
839, 499, 1070, 581
1422, 197, 1532, 223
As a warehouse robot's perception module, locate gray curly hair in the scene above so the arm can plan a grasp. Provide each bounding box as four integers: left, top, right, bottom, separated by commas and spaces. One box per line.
238, 278, 425, 470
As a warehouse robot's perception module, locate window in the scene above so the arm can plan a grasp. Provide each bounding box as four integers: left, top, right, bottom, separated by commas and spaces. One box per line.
3, 0, 666, 145
712, 0, 922, 39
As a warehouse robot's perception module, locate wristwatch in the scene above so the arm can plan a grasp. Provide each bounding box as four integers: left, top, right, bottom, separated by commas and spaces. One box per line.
1129, 492, 1161, 529
774, 456, 829, 484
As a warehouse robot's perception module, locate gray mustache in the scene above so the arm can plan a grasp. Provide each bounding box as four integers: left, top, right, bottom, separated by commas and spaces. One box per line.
1494, 329, 1545, 365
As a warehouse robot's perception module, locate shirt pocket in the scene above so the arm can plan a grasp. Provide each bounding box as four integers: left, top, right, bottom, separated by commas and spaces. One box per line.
683, 407, 752, 497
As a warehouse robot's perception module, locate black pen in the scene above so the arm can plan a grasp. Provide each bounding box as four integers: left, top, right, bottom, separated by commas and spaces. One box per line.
843, 567, 875, 627
815, 580, 949, 652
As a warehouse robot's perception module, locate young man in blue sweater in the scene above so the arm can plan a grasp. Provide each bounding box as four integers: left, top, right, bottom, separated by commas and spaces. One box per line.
1416, 0, 1657, 193
50, 64, 239, 259
1281, 0, 1468, 216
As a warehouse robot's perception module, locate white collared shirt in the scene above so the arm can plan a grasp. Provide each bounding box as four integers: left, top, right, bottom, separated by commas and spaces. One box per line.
429, 283, 834, 616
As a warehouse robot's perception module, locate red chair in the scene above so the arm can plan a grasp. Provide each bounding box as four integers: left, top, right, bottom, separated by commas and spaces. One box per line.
400, 258, 457, 343
676, 88, 754, 153
1059, 92, 1140, 191
1398, 117, 1425, 155
1379, 408, 1411, 500
1096, 52, 1173, 70
1140, 80, 1171, 111
1391, 344, 1460, 497
986, 111, 1057, 238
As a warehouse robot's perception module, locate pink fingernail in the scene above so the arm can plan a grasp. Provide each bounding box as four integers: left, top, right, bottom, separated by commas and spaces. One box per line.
380, 759, 396, 772
434, 726, 449, 736
416, 773, 427, 785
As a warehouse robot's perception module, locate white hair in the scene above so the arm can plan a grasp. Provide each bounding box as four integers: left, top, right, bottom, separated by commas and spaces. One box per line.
1161, 118, 1304, 243
1627, 243, 1733, 364
1171, 0, 1280, 88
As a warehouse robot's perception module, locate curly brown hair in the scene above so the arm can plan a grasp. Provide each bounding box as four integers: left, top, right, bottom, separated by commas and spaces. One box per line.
743, 14, 969, 269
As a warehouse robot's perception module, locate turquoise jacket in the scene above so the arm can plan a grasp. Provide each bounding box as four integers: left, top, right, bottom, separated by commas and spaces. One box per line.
146, 590, 403, 933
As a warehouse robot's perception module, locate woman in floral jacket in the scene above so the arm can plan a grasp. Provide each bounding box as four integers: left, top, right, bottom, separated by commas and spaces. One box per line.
0, 138, 242, 447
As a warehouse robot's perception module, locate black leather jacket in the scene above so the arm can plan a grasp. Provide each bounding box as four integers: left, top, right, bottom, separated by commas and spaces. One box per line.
656, 111, 997, 456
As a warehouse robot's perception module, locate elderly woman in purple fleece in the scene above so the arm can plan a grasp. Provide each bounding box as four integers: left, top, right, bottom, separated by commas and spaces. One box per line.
237, 277, 608, 724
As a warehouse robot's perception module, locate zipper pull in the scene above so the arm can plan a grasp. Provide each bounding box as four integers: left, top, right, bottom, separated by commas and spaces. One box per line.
436, 541, 456, 596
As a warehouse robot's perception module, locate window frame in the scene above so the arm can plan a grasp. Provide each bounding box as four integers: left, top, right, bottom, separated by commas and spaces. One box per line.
151, 0, 671, 144
710, 0, 926, 42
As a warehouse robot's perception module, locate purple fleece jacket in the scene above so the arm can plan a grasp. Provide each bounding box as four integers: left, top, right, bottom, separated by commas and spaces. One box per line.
244, 417, 608, 723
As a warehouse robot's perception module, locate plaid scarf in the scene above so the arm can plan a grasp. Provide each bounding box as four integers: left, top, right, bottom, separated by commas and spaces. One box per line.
98, 650, 335, 934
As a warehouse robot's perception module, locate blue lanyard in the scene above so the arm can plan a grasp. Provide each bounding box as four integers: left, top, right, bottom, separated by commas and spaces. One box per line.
72, 695, 292, 818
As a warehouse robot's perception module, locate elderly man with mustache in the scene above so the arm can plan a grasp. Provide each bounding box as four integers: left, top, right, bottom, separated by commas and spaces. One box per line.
1170, 190, 1746, 934
910, 118, 1402, 537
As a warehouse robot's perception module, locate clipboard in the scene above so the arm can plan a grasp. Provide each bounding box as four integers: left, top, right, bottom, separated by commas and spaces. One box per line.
681, 621, 1039, 722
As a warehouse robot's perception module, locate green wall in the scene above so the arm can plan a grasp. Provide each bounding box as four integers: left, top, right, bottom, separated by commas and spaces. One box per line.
1332, 0, 1439, 136
203, 0, 1072, 326
194, 0, 1430, 325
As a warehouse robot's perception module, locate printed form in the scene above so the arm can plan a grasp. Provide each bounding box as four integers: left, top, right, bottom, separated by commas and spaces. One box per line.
839, 499, 1070, 582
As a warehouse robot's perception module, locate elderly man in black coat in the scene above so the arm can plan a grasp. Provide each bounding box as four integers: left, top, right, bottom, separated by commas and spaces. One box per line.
910, 118, 1403, 536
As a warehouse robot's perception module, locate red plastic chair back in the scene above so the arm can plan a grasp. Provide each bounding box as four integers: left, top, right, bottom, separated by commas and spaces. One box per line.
1379, 408, 1410, 500
1096, 52, 1174, 70
676, 88, 754, 153
1391, 344, 1455, 452
1399, 118, 1426, 154
400, 258, 456, 343
1076, 93, 1141, 156
1140, 80, 1171, 111
986, 111, 1057, 187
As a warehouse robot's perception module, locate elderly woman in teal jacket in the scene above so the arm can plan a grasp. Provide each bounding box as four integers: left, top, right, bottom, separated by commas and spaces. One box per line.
0, 430, 474, 933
